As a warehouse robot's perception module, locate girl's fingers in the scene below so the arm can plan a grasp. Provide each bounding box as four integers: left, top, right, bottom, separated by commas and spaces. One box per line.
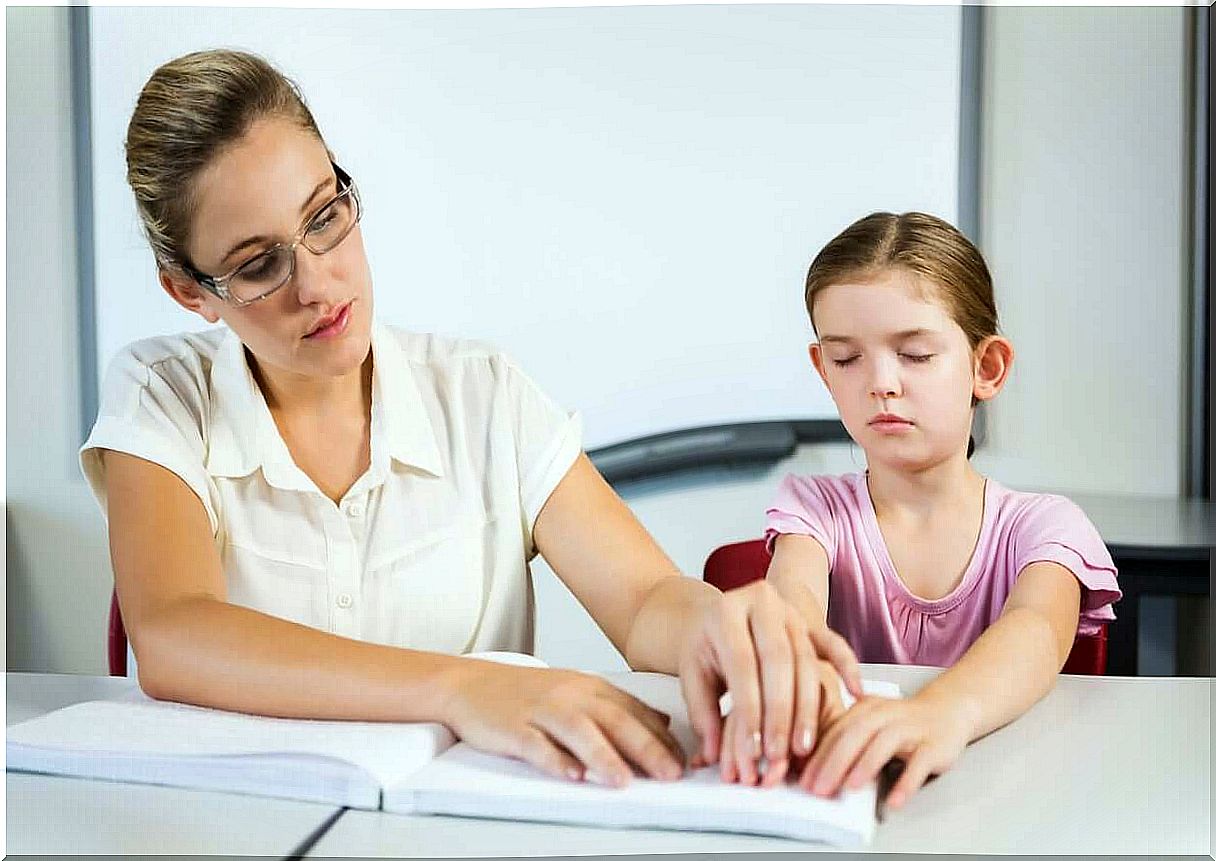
886, 749, 934, 809
843, 726, 912, 790
803, 702, 882, 794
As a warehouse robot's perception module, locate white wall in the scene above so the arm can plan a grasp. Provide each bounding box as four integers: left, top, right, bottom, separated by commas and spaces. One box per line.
976, 6, 1190, 497
5, 7, 112, 674
5, 6, 1201, 676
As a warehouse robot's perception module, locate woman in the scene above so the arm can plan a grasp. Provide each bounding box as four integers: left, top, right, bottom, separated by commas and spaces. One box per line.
83, 49, 859, 788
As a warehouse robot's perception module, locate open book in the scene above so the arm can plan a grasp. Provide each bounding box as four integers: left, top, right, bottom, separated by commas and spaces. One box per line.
7, 653, 900, 848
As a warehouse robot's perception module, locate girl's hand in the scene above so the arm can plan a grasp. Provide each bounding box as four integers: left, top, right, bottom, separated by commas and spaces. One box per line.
800, 693, 975, 808
678, 581, 861, 785
716, 656, 849, 787
441, 660, 686, 787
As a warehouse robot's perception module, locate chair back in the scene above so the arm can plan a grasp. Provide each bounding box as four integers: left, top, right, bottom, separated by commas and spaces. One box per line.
108, 590, 128, 677
703, 539, 1107, 675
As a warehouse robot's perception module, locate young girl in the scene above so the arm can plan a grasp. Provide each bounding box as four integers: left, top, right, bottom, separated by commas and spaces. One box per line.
82, 49, 841, 790
728, 212, 1121, 805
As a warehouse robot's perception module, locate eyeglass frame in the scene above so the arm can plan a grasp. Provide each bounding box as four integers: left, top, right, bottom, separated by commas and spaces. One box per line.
177, 161, 362, 307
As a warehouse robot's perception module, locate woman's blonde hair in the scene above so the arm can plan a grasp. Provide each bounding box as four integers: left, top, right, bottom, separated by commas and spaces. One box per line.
124, 49, 325, 270
804, 211, 999, 349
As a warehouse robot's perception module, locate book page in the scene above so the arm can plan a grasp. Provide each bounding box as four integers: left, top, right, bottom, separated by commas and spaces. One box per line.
7, 694, 455, 789
385, 674, 902, 846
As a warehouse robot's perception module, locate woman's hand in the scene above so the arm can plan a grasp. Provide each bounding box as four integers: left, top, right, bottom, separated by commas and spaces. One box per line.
799, 692, 975, 808
715, 656, 849, 787
440, 659, 686, 788
678, 580, 862, 786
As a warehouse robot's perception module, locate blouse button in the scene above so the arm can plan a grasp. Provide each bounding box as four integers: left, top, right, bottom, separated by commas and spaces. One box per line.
345, 501, 365, 518
336, 593, 354, 609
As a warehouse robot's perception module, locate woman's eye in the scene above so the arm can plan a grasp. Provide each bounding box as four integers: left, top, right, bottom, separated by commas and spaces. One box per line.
308, 207, 337, 234
900, 353, 934, 363
831, 355, 860, 367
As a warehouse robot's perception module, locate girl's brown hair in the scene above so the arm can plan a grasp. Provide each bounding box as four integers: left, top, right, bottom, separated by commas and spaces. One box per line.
805, 211, 999, 348
124, 49, 326, 270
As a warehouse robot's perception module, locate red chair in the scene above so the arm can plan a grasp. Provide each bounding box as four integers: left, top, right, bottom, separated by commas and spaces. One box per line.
108, 590, 129, 677
703, 539, 1107, 675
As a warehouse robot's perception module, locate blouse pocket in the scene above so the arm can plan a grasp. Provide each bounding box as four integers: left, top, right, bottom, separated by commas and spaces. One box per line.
223, 542, 329, 629
363, 515, 491, 654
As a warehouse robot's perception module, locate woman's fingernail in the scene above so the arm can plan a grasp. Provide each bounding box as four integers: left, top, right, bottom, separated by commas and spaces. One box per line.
766, 734, 784, 758
751, 731, 763, 757
566, 767, 582, 781
800, 727, 813, 752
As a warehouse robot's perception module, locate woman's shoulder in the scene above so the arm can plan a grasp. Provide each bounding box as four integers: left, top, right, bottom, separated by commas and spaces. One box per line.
379, 325, 513, 372
102, 328, 231, 394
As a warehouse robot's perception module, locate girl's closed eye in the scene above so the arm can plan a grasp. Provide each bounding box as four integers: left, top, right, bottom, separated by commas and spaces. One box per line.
831, 354, 861, 367
899, 352, 934, 363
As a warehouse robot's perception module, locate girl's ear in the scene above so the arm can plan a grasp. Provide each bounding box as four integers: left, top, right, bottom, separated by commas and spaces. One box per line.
159, 268, 221, 324
808, 342, 832, 391
973, 335, 1014, 402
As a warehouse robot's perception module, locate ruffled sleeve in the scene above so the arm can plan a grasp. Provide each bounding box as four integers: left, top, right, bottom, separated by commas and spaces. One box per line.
1012, 495, 1121, 635
764, 474, 837, 568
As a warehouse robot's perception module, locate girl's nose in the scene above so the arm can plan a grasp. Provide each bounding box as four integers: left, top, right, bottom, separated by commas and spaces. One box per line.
867, 359, 902, 399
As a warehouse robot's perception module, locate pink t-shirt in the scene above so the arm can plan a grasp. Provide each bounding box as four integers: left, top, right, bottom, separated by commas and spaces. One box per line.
764, 472, 1121, 667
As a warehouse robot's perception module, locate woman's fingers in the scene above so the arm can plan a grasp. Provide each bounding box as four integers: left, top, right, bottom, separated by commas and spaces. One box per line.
514, 725, 586, 783
597, 702, 685, 781
532, 710, 636, 786
679, 661, 725, 766
808, 625, 863, 698
749, 596, 796, 773
718, 710, 739, 783
789, 625, 822, 759
715, 600, 764, 782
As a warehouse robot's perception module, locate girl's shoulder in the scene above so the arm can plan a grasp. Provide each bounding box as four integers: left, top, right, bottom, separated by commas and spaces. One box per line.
771, 471, 868, 516
985, 479, 1096, 533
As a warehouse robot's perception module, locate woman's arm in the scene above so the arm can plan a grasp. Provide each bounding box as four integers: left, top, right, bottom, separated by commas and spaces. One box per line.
103, 449, 684, 787
531, 453, 837, 783
801, 561, 1082, 806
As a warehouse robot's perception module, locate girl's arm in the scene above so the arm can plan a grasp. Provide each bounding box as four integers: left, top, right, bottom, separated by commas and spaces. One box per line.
103, 449, 684, 787
801, 561, 1082, 806
766, 534, 862, 692
531, 453, 834, 783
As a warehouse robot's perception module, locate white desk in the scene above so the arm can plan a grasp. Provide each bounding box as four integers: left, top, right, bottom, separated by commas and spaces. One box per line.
6, 667, 1210, 857
5, 672, 340, 857
309, 665, 1211, 856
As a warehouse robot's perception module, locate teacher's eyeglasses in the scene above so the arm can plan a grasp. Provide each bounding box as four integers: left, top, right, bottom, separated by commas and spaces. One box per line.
179, 162, 362, 307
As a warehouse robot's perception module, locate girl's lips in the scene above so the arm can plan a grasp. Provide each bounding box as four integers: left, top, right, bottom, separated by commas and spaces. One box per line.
305, 302, 352, 340
868, 417, 915, 434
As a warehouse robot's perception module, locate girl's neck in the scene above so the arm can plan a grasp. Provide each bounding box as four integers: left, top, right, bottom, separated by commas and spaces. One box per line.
248, 349, 373, 423
865, 452, 985, 523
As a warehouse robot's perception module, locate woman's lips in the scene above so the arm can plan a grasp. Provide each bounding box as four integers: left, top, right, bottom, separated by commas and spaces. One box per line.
305, 302, 352, 340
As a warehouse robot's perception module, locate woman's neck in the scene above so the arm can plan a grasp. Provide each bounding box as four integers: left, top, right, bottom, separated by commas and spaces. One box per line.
865, 452, 985, 524
248, 349, 373, 424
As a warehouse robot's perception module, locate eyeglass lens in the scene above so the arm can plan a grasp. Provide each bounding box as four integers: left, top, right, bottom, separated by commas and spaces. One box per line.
228, 192, 358, 302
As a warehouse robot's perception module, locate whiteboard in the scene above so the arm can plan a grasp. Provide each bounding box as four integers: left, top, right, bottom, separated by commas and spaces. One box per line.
88, 5, 961, 450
